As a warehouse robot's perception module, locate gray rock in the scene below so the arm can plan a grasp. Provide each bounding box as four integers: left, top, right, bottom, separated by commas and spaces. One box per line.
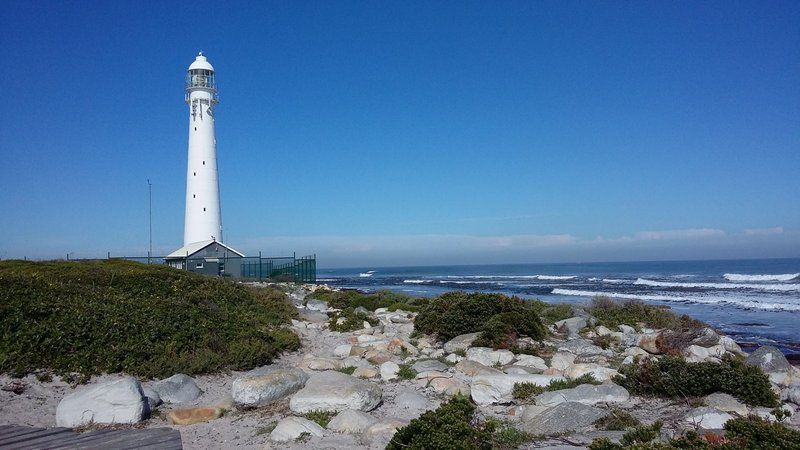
411, 359, 448, 373
685, 407, 733, 429
558, 339, 605, 356
514, 355, 548, 372
535, 384, 630, 407
327, 409, 377, 433
232, 366, 309, 408
521, 402, 605, 435
353, 306, 370, 315
289, 370, 382, 413
691, 327, 721, 346
56, 377, 148, 427
466, 347, 515, 366
393, 391, 429, 411
555, 317, 587, 338
787, 386, 800, 405
299, 309, 329, 323
362, 418, 408, 443
471, 373, 566, 406
443, 332, 482, 353
455, 359, 503, 376
745, 346, 791, 373
305, 299, 329, 312
151, 374, 201, 404
549, 351, 577, 371
142, 386, 162, 410
270, 416, 325, 442
704, 393, 748, 416
380, 361, 400, 381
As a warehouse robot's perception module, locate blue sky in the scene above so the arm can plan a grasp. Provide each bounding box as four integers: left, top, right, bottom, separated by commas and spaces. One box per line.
1, 1, 798, 267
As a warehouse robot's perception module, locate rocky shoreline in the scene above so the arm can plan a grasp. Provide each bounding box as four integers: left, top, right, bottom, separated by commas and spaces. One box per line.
2, 282, 799, 449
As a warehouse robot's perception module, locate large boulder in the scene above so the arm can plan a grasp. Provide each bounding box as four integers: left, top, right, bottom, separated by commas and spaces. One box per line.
305, 299, 329, 312
535, 384, 629, 407
558, 339, 606, 356
270, 416, 325, 442
549, 351, 577, 371
298, 309, 329, 323
455, 359, 502, 377
555, 317, 587, 338
470, 373, 565, 406
327, 409, 377, 434
380, 361, 400, 381
684, 345, 726, 363
362, 418, 409, 443
55, 377, 148, 427
704, 393, 748, 416
685, 407, 733, 429
151, 374, 201, 404
466, 347, 514, 367
564, 363, 619, 382
444, 332, 481, 353
232, 366, 309, 408
411, 359, 448, 373
289, 370, 382, 413
746, 346, 791, 373
513, 355, 548, 372
520, 401, 605, 435
637, 333, 662, 354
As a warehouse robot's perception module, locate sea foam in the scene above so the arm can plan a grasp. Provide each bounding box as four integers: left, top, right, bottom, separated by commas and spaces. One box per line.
723, 273, 799, 282
634, 278, 800, 292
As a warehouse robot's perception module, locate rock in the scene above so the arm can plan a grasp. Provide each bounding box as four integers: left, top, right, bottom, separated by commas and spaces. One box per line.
411, 359, 448, 373
334, 344, 353, 357
363, 418, 409, 442
142, 386, 162, 410
387, 338, 418, 356
270, 416, 325, 442
470, 373, 566, 406
558, 339, 606, 356
752, 404, 795, 421
341, 356, 370, 369
151, 374, 201, 404
514, 355, 548, 372
555, 317, 587, 338
380, 361, 400, 381
443, 332, 480, 353
328, 409, 377, 433
691, 327, 721, 346
505, 366, 538, 375
429, 377, 464, 395
521, 402, 605, 435
595, 325, 613, 336
745, 346, 791, 373
535, 384, 630, 407
365, 350, 393, 365
466, 347, 514, 367
519, 404, 549, 422
637, 333, 662, 354
685, 407, 733, 429
455, 359, 503, 376
618, 324, 636, 334
299, 309, 329, 323
306, 299, 329, 312
300, 356, 341, 371
787, 386, 800, 405
394, 391, 429, 411
704, 393, 748, 416
415, 371, 451, 383
353, 306, 370, 315
289, 370, 382, 413
445, 353, 463, 364
549, 351, 577, 371
349, 346, 369, 357
55, 377, 148, 427
564, 364, 618, 382
718, 336, 744, 355
623, 347, 650, 357
353, 367, 379, 379
232, 366, 309, 408
684, 345, 726, 363
167, 407, 223, 425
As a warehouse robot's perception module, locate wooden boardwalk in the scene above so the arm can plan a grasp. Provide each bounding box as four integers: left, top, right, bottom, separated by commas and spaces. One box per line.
0, 425, 182, 449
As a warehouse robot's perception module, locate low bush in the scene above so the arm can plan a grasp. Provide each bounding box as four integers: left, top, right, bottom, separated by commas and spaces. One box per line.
614, 356, 778, 407
512, 382, 544, 400
588, 296, 705, 332
527, 300, 574, 325
414, 292, 547, 346
303, 410, 335, 428
593, 409, 641, 431
387, 395, 492, 449
513, 374, 600, 401
0, 260, 300, 379
592, 334, 618, 350
307, 289, 426, 312
327, 308, 378, 332
397, 364, 416, 380
589, 416, 800, 449
337, 366, 356, 375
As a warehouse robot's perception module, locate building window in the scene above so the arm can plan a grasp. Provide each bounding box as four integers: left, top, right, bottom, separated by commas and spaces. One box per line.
195, 262, 204, 269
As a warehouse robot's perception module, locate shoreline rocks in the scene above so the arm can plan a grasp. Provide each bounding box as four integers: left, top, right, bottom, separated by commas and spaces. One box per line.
55, 377, 148, 428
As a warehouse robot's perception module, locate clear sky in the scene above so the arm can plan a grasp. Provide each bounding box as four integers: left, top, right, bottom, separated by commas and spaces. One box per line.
2, 1, 798, 267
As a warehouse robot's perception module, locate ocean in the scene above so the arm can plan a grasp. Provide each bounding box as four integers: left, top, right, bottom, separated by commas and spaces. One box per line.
317, 258, 800, 355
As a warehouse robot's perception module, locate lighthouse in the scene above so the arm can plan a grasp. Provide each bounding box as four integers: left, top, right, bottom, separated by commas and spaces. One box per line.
183, 52, 222, 246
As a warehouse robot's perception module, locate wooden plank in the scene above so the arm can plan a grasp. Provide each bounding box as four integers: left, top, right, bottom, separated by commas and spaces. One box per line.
0, 425, 182, 450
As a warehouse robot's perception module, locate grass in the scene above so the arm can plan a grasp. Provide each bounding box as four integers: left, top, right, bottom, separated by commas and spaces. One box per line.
397, 363, 416, 380
306, 289, 427, 312
0, 259, 300, 379
337, 366, 356, 375
303, 410, 336, 428
513, 374, 601, 400
593, 409, 641, 431
327, 308, 379, 332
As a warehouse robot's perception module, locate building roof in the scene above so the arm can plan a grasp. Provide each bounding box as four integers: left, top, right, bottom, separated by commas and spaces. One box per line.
166, 239, 245, 259
188, 53, 214, 72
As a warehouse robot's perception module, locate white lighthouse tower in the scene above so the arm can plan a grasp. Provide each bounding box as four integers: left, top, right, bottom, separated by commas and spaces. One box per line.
183, 52, 222, 246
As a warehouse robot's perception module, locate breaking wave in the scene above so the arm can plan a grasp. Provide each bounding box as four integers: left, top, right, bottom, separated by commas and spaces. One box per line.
724, 273, 799, 282
634, 278, 800, 292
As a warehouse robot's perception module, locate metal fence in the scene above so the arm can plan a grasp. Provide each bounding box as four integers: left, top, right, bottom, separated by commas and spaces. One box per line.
112, 254, 316, 283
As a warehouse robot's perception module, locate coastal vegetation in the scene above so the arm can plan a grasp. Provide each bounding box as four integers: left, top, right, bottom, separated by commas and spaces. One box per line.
0, 259, 300, 379
305, 288, 427, 312
588, 296, 705, 332
614, 355, 779, 407
513, 374, 601, 400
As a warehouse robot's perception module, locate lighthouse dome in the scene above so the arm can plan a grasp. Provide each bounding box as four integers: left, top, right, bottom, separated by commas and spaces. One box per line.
188, 53, 214, 72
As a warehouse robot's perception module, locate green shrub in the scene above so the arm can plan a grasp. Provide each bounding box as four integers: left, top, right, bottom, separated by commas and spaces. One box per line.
387, 395, 493, 450
723, 415, 800, 449
307, 289, 427, 312
414, 292, 547, 345
0, 260, 300, 379
303, 410, 335, 428
615, 356, 778, 407
588, 296, 705, 332
397, 364, 416, 380
593, 409, 641, 431
327, 308, 378, 332
512, 382, 545, 400
473, 310, 546, 349
488, 421, 533, 449
527, 300, 574, 325
513, 374, 600, 402
592, 334, 618, 350
337, 366, 356, 375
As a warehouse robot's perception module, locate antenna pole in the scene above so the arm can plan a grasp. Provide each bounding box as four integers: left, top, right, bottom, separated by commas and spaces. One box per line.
148, 179, 153, 263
